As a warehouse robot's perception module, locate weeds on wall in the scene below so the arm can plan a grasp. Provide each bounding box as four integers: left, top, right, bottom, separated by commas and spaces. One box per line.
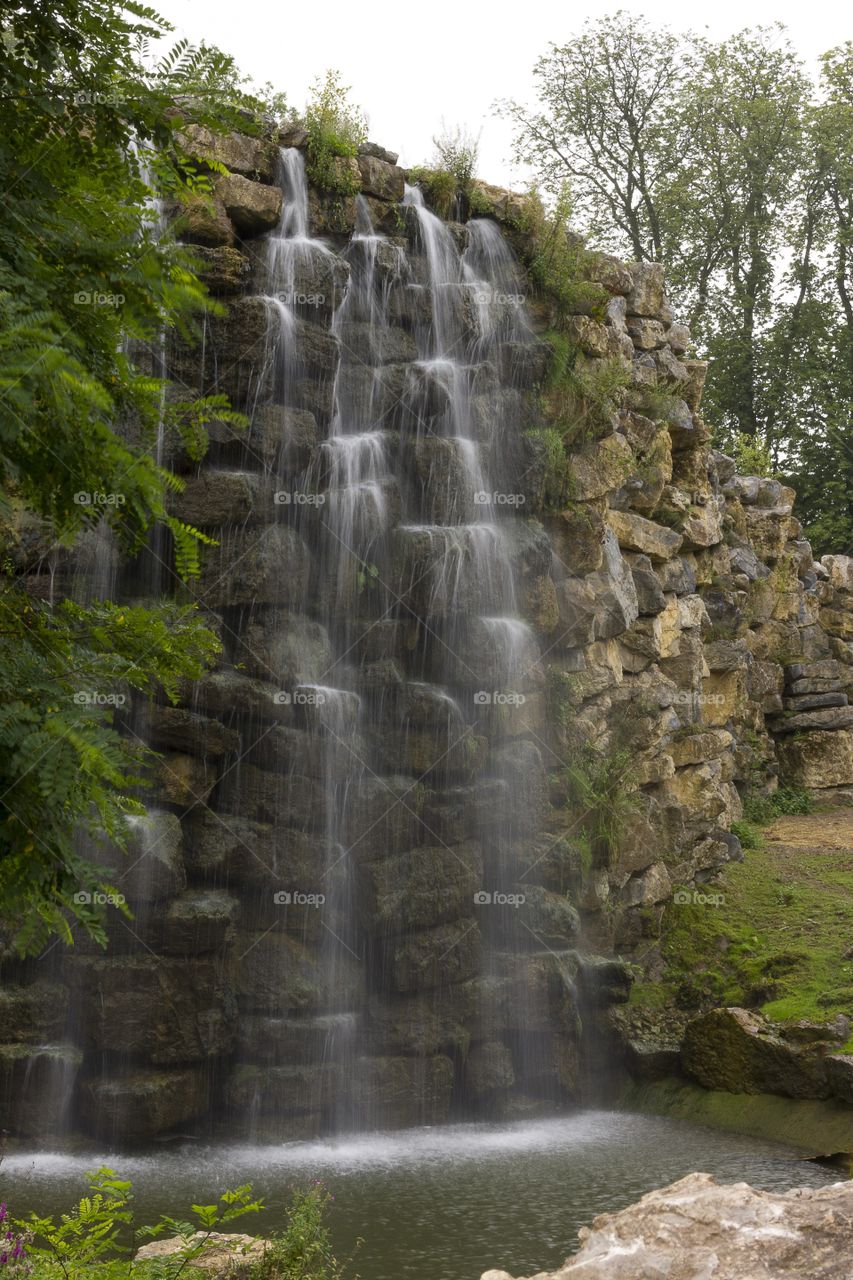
301, 71, 366, 195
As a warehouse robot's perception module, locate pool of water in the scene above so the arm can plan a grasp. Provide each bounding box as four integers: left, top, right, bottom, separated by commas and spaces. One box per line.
2, 1111, 840, 1280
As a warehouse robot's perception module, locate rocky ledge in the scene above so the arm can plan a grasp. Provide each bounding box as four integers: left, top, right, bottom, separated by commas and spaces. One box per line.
480, 1172, 853, 1280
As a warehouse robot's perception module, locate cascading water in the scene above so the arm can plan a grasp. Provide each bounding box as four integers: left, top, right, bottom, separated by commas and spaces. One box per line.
8, 145, 576, 1145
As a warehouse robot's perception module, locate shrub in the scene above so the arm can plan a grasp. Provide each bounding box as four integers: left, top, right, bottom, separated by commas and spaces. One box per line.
742, 786, 813, 825
431, 122, 481, 189
563, 744, 639, 866
251, 1184, 354, 1280
10, 1169, 354, 1280
731, 818, 766, 851
510, 188, 609, 324
302, 70, 366, 194
406, 165, 457, 218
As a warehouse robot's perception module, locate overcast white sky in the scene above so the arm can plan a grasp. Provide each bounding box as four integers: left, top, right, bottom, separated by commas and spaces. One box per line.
155, 0, 851, 186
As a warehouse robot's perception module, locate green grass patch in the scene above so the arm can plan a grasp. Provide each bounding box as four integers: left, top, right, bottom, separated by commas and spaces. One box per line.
632, 819, 853, 1029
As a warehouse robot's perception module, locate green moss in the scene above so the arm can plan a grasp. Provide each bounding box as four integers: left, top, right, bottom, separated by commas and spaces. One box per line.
635, 824, 853, 1027
621, 1078, 853, 1155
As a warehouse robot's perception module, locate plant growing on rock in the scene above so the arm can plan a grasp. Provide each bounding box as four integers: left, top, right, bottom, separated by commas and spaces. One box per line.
406, 167, 457, 219
509, 189, 609, 325
11, 1171, 354, 1280
302, 71, 366, 194
431, 122, 481, 189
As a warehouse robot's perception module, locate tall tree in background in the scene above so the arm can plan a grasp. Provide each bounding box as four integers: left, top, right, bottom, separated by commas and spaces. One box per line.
503, 15, 851, 555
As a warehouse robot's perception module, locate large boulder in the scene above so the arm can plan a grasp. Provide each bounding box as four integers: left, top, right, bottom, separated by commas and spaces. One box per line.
358, 842, 482, 934
136, 1234, 267, 1280
198, 525, 311, 607
681, 1007, 833, 1098
775, 729, 853, 789
215, 173, 281, 235
480, 1173, 853, 1280
607, 510, 683, 561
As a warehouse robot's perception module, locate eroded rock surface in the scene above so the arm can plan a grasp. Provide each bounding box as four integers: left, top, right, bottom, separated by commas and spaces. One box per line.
480, 1173, 853, 1279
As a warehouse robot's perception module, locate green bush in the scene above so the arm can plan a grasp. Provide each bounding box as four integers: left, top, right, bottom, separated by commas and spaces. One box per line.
731, 818, 766, 851
431, 123, 480, 188
742, 785, 813, 825
302, 70, 366, 194
509, 188, 608, 324
406, 166, 458, 218
251, 1184, 354, 1280
10, 1168, 353, 1280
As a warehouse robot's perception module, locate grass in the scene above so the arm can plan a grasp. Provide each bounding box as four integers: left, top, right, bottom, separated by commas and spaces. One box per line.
631, 807, 853, 1045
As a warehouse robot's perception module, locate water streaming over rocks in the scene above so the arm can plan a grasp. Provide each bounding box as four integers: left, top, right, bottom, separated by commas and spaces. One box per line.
2, 146, 574, 1144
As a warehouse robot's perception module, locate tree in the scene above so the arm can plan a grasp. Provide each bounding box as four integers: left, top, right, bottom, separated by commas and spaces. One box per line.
504, 16, 853, 554
0, 1, 271, 953
500, 13, 686, 262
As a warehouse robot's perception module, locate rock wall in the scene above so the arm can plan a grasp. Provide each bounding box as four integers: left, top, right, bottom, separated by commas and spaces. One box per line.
1, 121, 852, 1145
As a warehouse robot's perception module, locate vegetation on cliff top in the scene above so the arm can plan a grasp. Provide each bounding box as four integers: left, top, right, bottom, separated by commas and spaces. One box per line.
504, 14, 853, 557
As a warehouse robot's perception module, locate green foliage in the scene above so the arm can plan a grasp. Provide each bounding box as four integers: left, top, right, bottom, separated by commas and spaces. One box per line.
628, 381, 683, 424
563, 744, 638, 867
251, 1184, 355, 1280
406, 167, 458, 219
510, 189, 609, 324
523, 427, 569, 511
742, 786, 813, 824
545, 335, 631, 443
431, 123, 481, 188
0, 590, 220, 954
466, 185, 495, 218
506, 15, 853, 556
301, 71, 366, 193
0, 0, 248, 951
730, 819, 766, 852
730, 432, 775, 478
16, 1167, 262, 1280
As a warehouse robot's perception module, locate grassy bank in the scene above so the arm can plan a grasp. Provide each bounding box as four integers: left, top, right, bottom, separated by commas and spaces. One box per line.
630, 806, 853, 1045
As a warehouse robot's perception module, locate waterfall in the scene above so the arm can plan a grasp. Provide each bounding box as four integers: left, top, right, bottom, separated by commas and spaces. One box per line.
15, 149, 568, 1144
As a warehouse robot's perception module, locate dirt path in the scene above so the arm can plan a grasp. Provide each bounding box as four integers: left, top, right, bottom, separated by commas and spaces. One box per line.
766, 806, 853, 853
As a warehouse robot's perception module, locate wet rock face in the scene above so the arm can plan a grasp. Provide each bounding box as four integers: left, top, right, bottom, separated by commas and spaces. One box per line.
481, 1173, 853, 1280
681, 1007, 851, 1101
4, 130, 853, 1144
